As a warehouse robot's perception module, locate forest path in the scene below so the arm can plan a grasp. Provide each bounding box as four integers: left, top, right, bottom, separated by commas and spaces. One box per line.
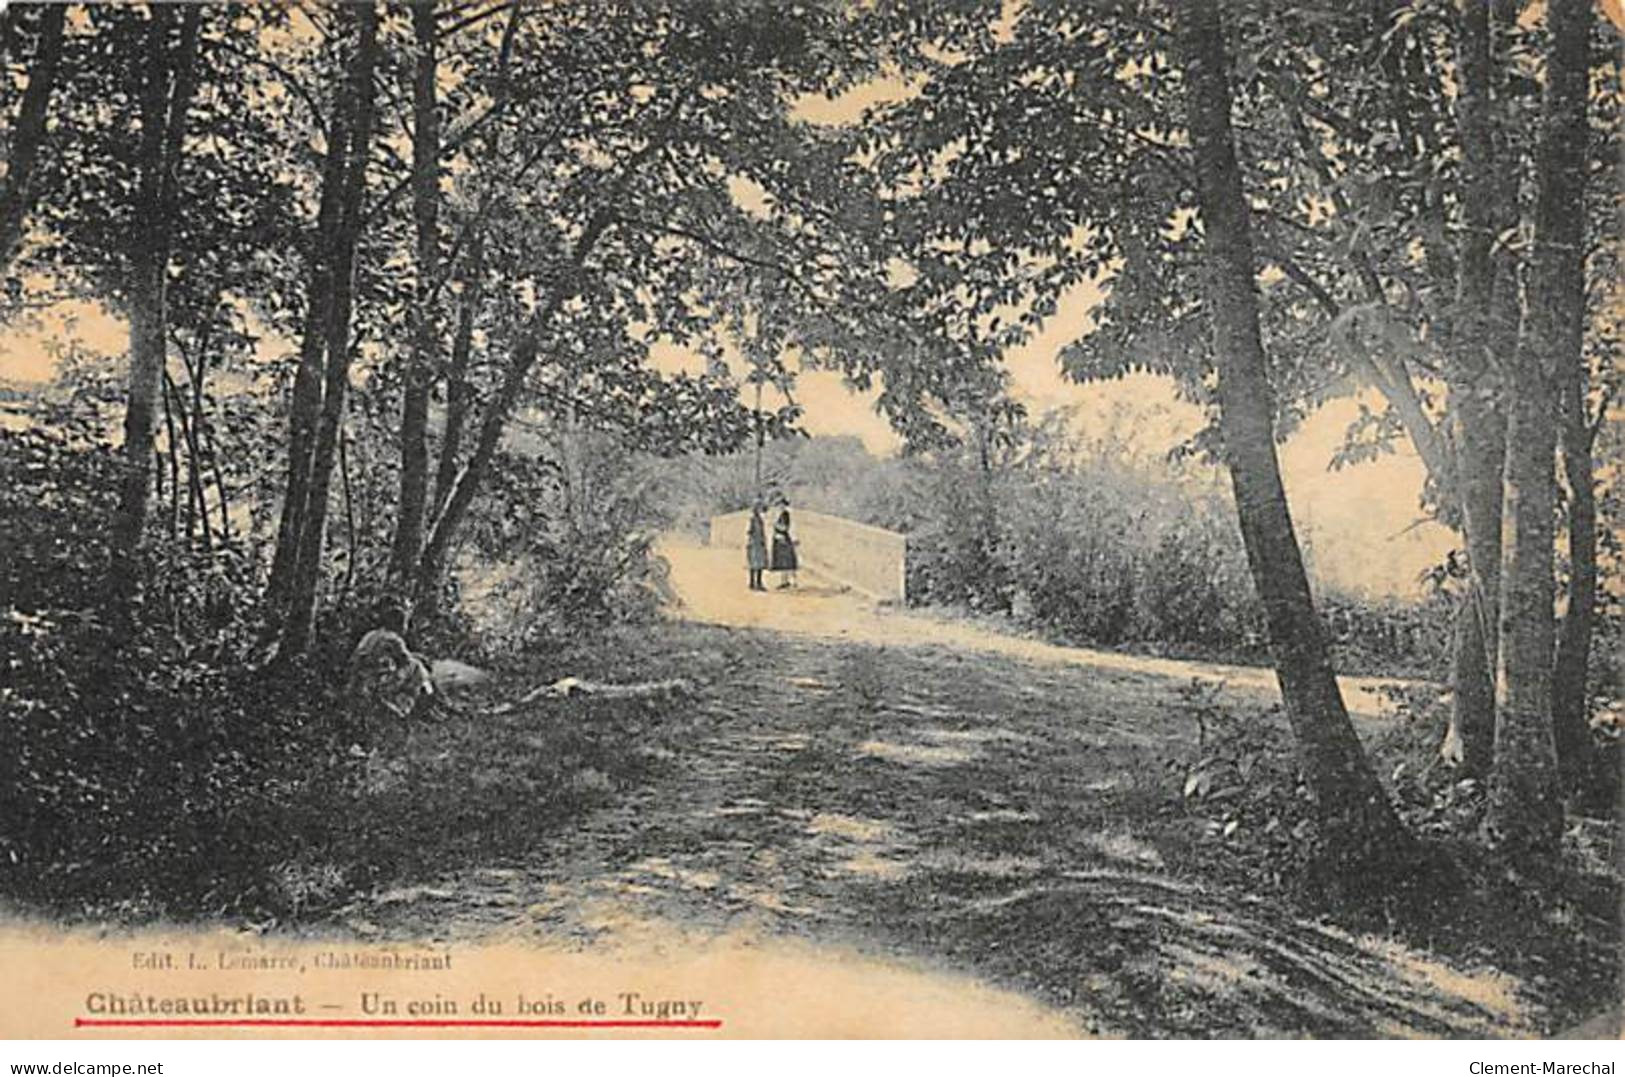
656, 534, 1422, 723
336, 543, 1542, 1037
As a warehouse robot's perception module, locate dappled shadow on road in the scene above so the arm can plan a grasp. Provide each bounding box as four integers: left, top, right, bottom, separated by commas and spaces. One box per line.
341, 619, 1546, 1038
860, 867, 1524, 1038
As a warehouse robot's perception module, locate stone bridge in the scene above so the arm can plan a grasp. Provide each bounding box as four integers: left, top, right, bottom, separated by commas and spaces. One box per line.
707, 508, 906, 604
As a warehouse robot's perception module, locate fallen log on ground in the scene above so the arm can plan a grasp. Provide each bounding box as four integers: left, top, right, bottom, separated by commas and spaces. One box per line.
490, 676, 694, 715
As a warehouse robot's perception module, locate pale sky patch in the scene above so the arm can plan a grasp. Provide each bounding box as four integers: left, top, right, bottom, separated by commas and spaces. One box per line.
0, 300, 127, 383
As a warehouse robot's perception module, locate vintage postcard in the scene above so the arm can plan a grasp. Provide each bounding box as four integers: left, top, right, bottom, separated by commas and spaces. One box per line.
0, 0, 1619, 1043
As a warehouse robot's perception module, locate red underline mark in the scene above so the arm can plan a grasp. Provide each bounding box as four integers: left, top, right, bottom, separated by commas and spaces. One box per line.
76, 1018, 722, 1030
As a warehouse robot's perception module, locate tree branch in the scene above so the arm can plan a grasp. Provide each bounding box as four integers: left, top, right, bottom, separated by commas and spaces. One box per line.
1588, 383, 1615, 449
363, 0, 527, 226
210, 33, 330, 135
437, 0, 518, 39
1267, 242, 1454, 489
1262, 243, 1341, 318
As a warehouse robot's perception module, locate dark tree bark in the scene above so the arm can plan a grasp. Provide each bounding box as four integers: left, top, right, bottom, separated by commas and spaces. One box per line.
409, 84, 681, 624
432, 229, 484, 520
266, 50, 358, 620
1445, 592, 1497, 774
1547, 0, 1603, 794
1440, 0, 1506, 776
279, 4, 381, 658
1553, 377, 1599, 794
111, 7, 201, 571
1271, 17, 1497, 775
184, 331, 212, 548
180, 313, 234, 544
420, 1, 526, 531
1173, 2, 1412, 885
1483, 0, 1591, 855
207, 417, 232, 544
160, 369, 180, 538
0, 4, 65, 271
161, 369, 212, 551
412, 213, 613, 625
340, 424, 358, 599
388, 0, 443, 594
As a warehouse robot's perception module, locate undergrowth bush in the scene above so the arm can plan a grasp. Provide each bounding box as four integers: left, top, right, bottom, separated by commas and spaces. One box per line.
1169, 676, 1620, 953
1165, 680, 1318, 896
458, 429, 667, 651
0, 424, 675, 921
910, 453, 1453, 674
0, 427, 327, 914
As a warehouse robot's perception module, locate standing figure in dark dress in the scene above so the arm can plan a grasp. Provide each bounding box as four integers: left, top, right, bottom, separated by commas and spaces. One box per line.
746, 502, 768, 591
770, 498, 798, 589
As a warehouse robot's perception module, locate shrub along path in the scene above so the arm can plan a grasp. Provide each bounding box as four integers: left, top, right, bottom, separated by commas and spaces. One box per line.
310, 538, 1608, 1038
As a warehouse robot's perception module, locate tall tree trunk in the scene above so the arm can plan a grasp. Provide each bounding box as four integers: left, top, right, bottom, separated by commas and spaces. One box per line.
167, 369, 212, 552
111, 8, 200, 572
184, 329, 212, 548
412, 213, 612, 625
409, 85, 675, 625
1548, 0, 1603, 793
266, 53, 357, 621
1173, 2, 1411, 887
1440, 0, 1505, 776
1483, 0, 1591, 855
111, 11, 174, 566
203, 398, 233, 544
389, 0, 442, 595
340, 424, 358, 599
1553, 379, 1598, 794
279, 4, 381, 659
181, 315, 233, 544
160, 370, 180, 539
417, 0, 525, 549
431, 230, 484, 520
1444, 593, 1497, 773
0, 4, 65, 272
1448, 386, 1505, 773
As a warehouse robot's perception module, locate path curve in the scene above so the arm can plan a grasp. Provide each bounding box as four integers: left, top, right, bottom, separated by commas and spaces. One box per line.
656, 535, 1425, 722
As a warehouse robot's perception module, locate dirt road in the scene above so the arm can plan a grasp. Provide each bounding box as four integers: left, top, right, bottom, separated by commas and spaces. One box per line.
325, 536, 1551, 1037
657, 536, 1420, 722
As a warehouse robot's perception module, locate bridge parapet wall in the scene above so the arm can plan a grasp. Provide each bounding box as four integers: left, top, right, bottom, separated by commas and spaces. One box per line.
709, 509, 906, 604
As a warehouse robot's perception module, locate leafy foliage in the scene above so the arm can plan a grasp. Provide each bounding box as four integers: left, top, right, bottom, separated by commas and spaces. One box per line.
460, 427, 671, 649
0, 426, 327, 915
1169, 681, 1317, 897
